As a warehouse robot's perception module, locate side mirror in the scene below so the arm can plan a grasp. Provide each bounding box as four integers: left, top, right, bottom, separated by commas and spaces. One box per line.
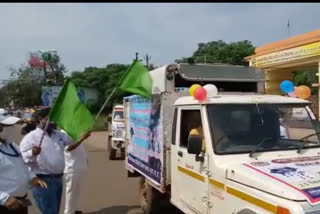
187, 135, 202, 155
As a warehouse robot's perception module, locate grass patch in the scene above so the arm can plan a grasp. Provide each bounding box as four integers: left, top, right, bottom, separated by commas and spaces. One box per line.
92, 114, 108, 131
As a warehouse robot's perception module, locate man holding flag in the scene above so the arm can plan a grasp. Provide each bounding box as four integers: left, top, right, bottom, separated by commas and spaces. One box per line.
20, 79, 94, 214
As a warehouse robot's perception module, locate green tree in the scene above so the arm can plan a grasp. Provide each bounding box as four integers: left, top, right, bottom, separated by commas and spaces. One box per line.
71, 64, 131, 113
293, 69, 318, 95
0, 52, 68, 108
0, 72, 42, 108
40, 52, 67, 86
175, 40, 255, 66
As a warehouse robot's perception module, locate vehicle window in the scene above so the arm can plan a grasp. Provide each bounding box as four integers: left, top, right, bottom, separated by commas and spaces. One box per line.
207, 104, 320, 155
179, 110, 202, 148
279, 107, 318, 142
113, 111, 124, 120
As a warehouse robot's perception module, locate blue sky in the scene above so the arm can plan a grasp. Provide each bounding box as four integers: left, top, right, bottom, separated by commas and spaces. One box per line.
1, 3, 320, 80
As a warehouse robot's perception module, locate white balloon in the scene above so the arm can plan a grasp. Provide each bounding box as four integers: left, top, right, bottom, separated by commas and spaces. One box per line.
203, 84, 218, 97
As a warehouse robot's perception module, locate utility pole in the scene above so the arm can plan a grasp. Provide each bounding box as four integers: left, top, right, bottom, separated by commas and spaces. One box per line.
287, 19, 291, 38
143, 53, 152, 68
135, 52, 139, 61
204, 55, 207, 64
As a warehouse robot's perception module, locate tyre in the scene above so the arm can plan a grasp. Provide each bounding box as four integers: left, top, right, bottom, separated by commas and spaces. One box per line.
120, 148, 125, 160
108, 137, 116, 160
139, 178, 163, 214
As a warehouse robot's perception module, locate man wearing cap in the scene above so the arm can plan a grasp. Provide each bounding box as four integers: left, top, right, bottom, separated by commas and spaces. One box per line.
19, 108, 90, 214
0, 111, 47, 214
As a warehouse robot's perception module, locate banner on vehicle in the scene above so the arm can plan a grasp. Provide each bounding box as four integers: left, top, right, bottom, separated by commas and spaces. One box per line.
247, 156, 320, 204
126, 95, 163, 185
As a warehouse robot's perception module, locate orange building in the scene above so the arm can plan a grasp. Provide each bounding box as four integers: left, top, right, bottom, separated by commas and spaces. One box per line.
245, 29, 320, 115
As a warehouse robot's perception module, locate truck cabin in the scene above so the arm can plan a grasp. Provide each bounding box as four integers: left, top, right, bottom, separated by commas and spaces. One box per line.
149, 63, 266, 94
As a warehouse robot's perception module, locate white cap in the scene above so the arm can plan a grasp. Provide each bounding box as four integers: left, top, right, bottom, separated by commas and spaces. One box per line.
0, 111, 20, 125
0, 108, 8, 115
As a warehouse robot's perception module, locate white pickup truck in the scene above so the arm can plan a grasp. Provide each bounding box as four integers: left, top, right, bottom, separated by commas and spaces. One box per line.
124, 63, 320, 214
107, 105, 125, 160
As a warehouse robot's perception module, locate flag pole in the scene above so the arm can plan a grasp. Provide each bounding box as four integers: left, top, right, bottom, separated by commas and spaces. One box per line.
95, 60, 138, 120
95, 87, 117, 120
39, 119, 50, 147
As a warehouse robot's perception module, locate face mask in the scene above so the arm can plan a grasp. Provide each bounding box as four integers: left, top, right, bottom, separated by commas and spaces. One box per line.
47, 123, 57, 136
0, 127, 10, 143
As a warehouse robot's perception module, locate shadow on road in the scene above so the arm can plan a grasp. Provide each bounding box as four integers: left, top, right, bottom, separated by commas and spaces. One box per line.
84, 205, 183, 214
84, 205, 142, 214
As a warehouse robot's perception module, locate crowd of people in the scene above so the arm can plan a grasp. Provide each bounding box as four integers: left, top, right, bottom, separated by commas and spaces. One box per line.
0, 107, 91, 214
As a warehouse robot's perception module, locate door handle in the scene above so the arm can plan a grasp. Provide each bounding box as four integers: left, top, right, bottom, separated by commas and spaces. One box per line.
178, 151, 183, 157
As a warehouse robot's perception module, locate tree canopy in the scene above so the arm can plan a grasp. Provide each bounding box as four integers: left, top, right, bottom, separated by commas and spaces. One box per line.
175, 40, 255, 66
70, 64, 131, 113
0, 52, 67, 108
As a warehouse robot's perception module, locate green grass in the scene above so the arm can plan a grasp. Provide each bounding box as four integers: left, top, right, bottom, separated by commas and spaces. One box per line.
92, 114, 108, 131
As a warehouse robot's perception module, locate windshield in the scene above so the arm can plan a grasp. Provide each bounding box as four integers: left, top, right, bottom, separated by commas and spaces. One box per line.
207, 104, 320, 155
113, 110, 124, 121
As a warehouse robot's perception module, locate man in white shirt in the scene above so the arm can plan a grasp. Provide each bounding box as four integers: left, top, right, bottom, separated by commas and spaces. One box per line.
279, 112, 289, 139
19, 108, 90, 214
63, 129, 88, 214
0, 112, 47, 214
280, 125, 289, 139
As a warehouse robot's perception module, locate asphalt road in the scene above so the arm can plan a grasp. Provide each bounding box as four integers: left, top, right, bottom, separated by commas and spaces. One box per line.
8, 125, 181, 214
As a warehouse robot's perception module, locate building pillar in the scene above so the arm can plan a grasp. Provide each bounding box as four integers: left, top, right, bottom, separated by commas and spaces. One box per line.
312, 62, 320, 120
265, 69, 293, 95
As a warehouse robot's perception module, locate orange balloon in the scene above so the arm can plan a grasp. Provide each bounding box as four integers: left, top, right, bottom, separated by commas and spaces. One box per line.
294, 85, 311, 99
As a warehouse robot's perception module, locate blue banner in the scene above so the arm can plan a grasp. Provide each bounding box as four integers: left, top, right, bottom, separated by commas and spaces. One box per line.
127, 95, 163, 185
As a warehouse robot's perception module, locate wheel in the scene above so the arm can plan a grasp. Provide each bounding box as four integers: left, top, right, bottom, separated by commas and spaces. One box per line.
108, 137, 116, 160
139, 178, 162, 214
120, 148, 125, 160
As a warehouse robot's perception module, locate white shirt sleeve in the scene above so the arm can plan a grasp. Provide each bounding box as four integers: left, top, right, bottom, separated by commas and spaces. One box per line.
280, 126, 288, 138
59, 131, 74, 146
0, 191, 10, 206
19, 134, 36, 164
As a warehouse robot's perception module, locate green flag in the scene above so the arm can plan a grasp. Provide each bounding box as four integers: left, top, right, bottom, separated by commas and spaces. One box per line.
118, 60, 153, 98
49, 78, 94, 141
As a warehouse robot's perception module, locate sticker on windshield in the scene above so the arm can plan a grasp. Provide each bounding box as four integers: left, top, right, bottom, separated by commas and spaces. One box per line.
245, 157, 320, 205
